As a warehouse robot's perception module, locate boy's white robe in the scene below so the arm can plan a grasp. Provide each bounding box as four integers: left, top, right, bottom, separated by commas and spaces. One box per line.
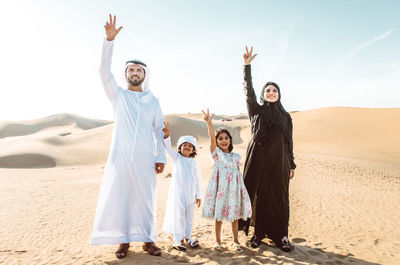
91, 39, 166, 245
162, 137, 201, 239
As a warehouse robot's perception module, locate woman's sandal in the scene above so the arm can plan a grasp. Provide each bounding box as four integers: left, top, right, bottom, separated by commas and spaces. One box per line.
172, 241, 187, 251
280, 238, 292, 252
213, 242, 223, 252
249, 235, 261, 248
115, 243, 130, 259
142, 242, 162, 256
186, 238, 200, 248
233, 242, 245, 253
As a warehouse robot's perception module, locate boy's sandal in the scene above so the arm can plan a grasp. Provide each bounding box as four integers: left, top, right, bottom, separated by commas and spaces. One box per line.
142, 242, 162, 256
186, 239, 199, 248
172, 241, 187, 251
213, 242, 223, 252
233, 242, 245, 253
280, 238, 292, 252
115, 243, 130, 259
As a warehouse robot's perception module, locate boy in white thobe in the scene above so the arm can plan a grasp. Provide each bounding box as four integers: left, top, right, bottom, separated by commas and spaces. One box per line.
162, 124, 202, 251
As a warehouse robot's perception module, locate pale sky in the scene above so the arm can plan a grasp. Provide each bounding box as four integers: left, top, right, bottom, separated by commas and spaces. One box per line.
1, 0, 399, 121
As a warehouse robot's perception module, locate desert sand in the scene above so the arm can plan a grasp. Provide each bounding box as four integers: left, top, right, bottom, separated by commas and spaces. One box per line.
0, 107, 399, 264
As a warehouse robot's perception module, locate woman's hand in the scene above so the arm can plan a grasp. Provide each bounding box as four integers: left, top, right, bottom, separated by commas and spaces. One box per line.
162, 121, 170, 139
104, 14, 123, 41
290, 169, 295, 179
243, 46, 257, 65
202, 108, 214, 124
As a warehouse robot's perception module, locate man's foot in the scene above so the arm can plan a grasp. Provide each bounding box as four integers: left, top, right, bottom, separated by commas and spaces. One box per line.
115, 243, 130, 259
142, 242, 162, 256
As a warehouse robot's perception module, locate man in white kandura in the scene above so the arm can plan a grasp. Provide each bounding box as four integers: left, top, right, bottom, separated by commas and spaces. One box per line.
91, 14, 166, 259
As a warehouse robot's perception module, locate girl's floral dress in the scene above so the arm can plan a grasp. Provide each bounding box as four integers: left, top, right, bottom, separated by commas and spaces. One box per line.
202, 146, 252, 222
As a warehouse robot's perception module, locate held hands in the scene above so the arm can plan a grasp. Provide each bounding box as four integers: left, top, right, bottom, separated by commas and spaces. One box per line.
201, 108, 214, 124
243, 46, 257, 65
104, 14, 123, 41
155, 163, 165, 174
196, 199, 201, 208
162, 121, 170, 139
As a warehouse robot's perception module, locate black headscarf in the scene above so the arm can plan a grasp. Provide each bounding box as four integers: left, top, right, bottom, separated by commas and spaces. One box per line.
259, 82, 291, 144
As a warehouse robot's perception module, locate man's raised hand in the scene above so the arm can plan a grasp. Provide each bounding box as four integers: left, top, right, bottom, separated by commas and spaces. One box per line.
243, 46, 257, 65
104, 14, 123, 41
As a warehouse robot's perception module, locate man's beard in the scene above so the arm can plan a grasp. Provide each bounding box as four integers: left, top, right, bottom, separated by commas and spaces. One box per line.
127, 76, 145, 86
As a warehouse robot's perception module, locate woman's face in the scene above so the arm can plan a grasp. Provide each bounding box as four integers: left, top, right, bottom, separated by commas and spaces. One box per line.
216, 132, 230, 152
264, 85, 279, 103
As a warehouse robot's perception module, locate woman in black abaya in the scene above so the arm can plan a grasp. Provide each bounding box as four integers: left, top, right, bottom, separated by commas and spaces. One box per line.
238, 47, 296, 252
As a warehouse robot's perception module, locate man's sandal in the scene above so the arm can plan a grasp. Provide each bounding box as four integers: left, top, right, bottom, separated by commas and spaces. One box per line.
213, 242, 223, 252
186, 239, 200, 248
115, 243, 130, 259
142, 242, 162, 256
233, 242, 245, 253
172, 241, 187, 251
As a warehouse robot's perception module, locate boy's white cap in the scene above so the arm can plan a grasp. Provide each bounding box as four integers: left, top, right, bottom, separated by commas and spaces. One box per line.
177, 135, 198, 150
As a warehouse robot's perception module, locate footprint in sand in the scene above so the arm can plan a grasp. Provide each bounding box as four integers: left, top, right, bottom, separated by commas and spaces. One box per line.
292, 237, 306, 243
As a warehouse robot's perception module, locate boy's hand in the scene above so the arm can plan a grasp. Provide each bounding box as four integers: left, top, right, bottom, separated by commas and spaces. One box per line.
162, 121, 170, 139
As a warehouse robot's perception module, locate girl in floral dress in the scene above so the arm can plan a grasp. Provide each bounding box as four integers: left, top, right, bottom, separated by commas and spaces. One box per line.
201, 108, 252, 252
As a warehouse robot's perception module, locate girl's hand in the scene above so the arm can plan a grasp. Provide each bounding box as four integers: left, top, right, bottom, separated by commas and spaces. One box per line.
162, 121, 170, 139
290, 169, 295, 179
104, 14, 123, 41
243, 46, 257, 65
201, 108, 214, 124
196, 199, 201, 208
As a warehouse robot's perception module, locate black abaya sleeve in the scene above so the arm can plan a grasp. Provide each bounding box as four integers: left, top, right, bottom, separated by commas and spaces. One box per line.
288, 114, 296, 169
243, 65, 260, 118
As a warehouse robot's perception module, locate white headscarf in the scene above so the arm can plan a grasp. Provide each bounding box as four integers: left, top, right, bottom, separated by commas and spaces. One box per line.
125, 60, 153, 102
177, 135, 198, 151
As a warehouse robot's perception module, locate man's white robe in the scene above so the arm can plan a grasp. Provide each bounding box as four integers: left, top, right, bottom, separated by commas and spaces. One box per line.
91, 39, 166, 245
162, 137, 201, 241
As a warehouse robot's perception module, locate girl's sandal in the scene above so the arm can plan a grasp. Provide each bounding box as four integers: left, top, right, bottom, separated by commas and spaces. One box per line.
233, 242, 245, 253
213, 242, 223, 252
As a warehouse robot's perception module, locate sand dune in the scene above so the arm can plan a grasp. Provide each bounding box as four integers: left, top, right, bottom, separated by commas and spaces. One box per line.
0, 107, 399, 264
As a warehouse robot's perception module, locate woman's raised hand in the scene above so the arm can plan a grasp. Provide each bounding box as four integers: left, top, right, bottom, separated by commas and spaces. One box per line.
104, 14, 123, 41
202, 108, 214, 124
243, 46, 257, 65
162, 121, 170, 139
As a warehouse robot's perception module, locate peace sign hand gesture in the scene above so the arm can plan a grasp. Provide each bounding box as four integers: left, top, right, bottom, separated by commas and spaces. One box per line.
104, 14, 123, 41
243, 46, 257, 65
202, 108, 214, 124
162, 121, 171, 139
